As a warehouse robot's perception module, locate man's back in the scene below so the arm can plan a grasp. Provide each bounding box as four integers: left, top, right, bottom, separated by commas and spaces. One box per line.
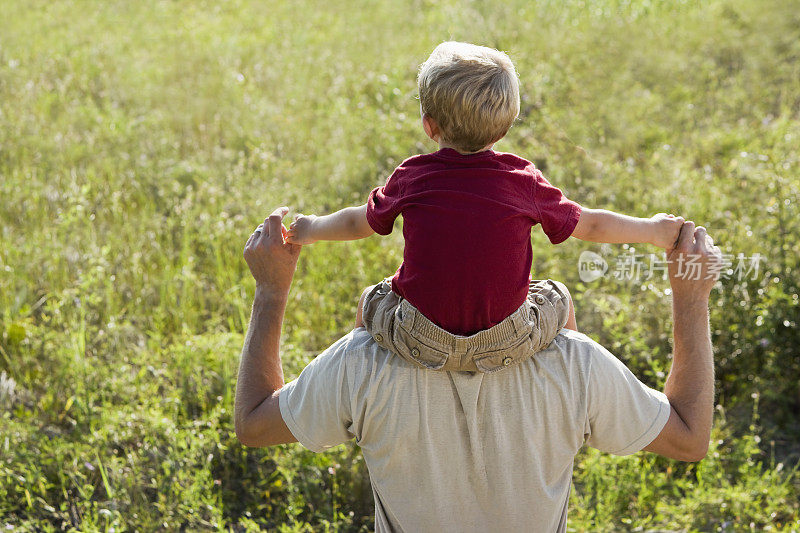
279, 329, 669, 532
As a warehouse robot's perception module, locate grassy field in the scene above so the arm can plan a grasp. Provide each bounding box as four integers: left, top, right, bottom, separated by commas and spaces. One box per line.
1, 0, 799, 530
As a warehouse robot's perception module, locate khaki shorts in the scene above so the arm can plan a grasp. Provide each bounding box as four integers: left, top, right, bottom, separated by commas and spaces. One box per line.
361, 279, 571, 373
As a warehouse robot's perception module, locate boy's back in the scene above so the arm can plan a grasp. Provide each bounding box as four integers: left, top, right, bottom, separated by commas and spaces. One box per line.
367, 147, 580, 335
285, 41, 683, 367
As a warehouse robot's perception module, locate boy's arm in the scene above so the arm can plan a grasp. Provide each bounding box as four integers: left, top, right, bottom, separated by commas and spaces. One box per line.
286, 204, 374, 245
572, 208, 684, 249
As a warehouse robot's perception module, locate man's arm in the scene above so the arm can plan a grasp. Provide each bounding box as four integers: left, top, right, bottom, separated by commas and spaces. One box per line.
572, 208, 684, 249
643, 222, 720, 461
234, 207, 301, 447
286, 204, 374, 245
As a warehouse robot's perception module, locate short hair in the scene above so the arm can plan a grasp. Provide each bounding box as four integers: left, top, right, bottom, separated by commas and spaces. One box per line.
418, 42, 520, 153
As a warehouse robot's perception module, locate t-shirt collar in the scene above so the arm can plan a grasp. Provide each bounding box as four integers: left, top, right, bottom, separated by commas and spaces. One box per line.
434, 147, 496, 160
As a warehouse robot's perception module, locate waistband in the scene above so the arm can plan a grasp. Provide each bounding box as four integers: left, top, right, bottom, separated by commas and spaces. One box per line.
395, 296, 533, 355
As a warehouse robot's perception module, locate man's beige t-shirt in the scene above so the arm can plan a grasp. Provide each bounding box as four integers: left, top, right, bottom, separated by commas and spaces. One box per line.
279, 329, 670, 532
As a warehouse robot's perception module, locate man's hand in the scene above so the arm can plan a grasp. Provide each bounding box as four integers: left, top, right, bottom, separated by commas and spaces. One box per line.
286, 214, 319, 245
243, 206, 302, 295
666, 221, 722, 298
649, 213, 686, 249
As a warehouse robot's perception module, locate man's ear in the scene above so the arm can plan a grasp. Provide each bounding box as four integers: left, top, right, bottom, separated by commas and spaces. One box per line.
422, 114, 440, 142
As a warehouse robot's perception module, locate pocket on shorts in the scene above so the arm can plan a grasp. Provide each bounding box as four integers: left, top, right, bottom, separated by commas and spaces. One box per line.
392, 319, 450, 370
472, 334, 533, 373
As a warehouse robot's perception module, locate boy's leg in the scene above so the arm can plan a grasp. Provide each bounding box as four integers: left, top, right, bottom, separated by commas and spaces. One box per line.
529, 279, 574, 338
565, 291, 578, 331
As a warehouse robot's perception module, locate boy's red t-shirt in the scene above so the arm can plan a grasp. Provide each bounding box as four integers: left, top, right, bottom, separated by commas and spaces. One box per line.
366, 148, 581, 336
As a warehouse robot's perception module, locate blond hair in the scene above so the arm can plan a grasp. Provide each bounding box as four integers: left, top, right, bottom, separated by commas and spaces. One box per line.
418, 42, 520, 153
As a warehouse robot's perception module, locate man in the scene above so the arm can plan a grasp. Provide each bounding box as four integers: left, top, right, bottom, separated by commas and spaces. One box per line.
235, 206, 721, 532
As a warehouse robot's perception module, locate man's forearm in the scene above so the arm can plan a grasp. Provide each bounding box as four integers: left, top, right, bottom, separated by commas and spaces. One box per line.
643, 221, 720, 461
665, 292, 714, 457
234, 288, 289, 445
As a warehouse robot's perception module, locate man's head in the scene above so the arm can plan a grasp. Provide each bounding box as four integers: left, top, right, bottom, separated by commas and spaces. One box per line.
418, 41, 520, 153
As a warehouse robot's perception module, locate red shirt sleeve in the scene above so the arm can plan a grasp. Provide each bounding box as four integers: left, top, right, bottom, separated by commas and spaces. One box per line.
531, 168, 582, 244
366, 168, 404, 235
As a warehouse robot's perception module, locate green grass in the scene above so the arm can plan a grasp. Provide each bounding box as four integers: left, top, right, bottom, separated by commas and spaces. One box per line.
1, 0, 799, 530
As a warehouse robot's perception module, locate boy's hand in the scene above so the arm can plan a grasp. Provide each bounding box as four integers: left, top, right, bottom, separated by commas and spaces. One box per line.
649, 213, 685, 249
286, 214, 319, 245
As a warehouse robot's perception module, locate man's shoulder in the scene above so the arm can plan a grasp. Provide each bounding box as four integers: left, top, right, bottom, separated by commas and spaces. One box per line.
547, 328, 637, 383
316, 328, 379, 362
544, 329, 613, 373
312, 328, 618, 392
312, 329, 397, 374
324, 328, 609, 373
553, 328, 605, 350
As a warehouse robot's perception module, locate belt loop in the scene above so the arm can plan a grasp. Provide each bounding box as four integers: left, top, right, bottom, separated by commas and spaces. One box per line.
454, 337, 466, 356
463, 345, 477, 368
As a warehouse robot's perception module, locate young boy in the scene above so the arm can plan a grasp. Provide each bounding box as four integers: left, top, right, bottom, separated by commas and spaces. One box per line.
286, 41, 683, 372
